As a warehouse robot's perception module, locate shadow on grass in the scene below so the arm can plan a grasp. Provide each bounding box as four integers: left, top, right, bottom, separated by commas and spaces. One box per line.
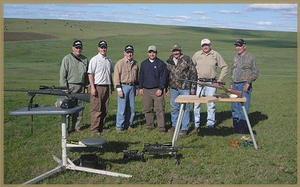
191, 110, 268, 137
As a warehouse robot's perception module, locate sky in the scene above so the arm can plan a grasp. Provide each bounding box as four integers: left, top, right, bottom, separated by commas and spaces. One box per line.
3, 3, 298, 32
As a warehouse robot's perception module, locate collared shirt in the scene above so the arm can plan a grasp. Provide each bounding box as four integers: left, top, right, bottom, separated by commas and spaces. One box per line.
59, 53, 89, 87
230, 51, 259, 84
192, 49, 228, 80
166, 54, 197, 90
87, 53, 113, 85
113, 56, 139, 88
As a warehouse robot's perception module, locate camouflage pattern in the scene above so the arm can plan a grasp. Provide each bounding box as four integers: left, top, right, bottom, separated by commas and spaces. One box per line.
230, 52, 259, 84
166, 54, 197, 90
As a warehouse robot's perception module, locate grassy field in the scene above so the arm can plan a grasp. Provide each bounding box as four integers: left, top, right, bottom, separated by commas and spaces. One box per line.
3, 18, 297, 184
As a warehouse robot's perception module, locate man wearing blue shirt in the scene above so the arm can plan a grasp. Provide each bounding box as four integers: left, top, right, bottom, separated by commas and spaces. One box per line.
139, 45, 168, 133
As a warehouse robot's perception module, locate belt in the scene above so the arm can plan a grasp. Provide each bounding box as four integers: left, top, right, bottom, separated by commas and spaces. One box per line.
97, 85, 109, 87
198, 78, 215, 82
121, 82, 135, 86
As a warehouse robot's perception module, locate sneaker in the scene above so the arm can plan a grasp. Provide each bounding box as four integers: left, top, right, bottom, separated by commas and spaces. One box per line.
168, 126, 175, 132
179, 130, 188, 136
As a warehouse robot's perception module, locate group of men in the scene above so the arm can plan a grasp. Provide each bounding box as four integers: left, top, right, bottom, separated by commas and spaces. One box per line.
59, 38, 259, 136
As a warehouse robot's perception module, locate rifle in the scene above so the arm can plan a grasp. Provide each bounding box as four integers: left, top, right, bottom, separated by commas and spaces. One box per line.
177, 78, 243, 98
5, 85, 90, 110
123, 142, 204, 164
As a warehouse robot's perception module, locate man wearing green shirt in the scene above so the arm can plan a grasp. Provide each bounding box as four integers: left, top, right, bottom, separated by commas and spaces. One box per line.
60, 40, 89, 134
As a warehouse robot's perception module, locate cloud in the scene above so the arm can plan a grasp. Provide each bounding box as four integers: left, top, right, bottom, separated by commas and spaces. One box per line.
254, 21, 276, 26
245, 4, 297, 11
218, 10, 242, 14
191, 11, 205, 15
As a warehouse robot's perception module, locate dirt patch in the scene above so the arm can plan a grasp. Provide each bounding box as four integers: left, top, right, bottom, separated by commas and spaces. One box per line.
4, 32, 59, 42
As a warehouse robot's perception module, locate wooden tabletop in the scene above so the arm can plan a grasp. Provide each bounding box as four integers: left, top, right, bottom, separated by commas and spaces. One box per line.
174, 95, 247, 103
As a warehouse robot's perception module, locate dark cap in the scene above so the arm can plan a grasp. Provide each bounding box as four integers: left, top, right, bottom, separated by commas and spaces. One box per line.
234, 39, 246, 46
125, 45, 134, 52
98, 40, 107, 48
73, 40, 83, 47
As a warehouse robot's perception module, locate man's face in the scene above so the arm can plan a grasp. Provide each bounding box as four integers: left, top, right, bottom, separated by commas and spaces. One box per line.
172, 49, 181, 59
124, 51, 133, 61
235, 44, 246, 55
148, 50, 157, 60
98, 46, 107, 56
201, 44, 211, 53
72, 46, 82, 56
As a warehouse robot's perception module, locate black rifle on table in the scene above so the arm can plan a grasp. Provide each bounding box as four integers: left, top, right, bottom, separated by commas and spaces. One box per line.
123, 142, 204, 164
177, 78, 243, 98
5, 85, 90, 110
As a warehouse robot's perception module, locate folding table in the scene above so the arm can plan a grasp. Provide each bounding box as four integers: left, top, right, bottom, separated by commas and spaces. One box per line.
10, 105, 132, 184
171, 95, 258, 149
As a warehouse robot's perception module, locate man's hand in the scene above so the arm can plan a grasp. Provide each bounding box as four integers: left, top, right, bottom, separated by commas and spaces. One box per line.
165, 90, 170, 97
243, 83, 250, 92
139, 89, 144, 96
91, 87, 97, 96
118, 91, 124, 98
156, 89, 162, 97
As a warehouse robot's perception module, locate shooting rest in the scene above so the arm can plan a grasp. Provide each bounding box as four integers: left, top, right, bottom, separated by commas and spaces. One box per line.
172, 95, 258, 150
10, 106, 132, 184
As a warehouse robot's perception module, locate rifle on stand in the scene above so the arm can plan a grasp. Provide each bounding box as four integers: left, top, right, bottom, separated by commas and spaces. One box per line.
177, 78, 243, 98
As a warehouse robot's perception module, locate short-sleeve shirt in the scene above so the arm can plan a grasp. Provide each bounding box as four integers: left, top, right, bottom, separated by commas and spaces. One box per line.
88, 53, 113, 85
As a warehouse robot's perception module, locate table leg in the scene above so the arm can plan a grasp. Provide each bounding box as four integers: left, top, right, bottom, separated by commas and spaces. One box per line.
241, 103, 258, 149
172, 103, 186, 146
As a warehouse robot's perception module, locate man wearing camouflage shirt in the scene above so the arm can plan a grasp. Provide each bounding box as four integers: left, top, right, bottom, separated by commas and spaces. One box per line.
166, 43, 197, 135
230, 39, 259, 134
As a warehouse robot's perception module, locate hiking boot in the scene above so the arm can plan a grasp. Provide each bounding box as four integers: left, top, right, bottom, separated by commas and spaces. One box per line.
146, 126, 154, 131
168, 126, 175, 132
179, 130, 188, 136
75, 129, 84, 134
193, 127, 199, 132
101, 127, 111, 133
91, 131, 100, 136
128, 126, 135, 131
116, 129, 124, 133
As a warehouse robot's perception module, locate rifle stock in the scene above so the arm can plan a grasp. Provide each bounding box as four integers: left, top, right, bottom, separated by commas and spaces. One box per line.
177, 78, 243, 98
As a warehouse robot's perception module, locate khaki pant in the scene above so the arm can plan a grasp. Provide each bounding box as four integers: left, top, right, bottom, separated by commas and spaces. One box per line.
142, 88, 166, 132
90, 85, 109, 133
68, 84, 84, 130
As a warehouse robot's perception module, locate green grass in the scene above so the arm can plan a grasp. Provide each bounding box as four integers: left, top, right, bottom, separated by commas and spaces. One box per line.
3, 18, 297, 184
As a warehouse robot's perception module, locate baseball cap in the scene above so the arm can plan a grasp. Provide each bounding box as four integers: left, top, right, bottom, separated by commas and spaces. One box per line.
98, 40, 107, 48
201, 38, 211, 46
234, 39, 246, 46
125, 45, 134, 52
148, 45, 157, 52
171, 43, 182, 51
73, 40, 83, 47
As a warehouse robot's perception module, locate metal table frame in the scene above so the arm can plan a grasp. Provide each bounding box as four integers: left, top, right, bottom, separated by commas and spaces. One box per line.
171, 95, 258, 149
10, 106, 132, 185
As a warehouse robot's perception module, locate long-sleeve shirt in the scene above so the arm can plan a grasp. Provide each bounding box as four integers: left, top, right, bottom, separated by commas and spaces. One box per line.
139, 57, 168, 90
166, 54, 197, 90
113, 56, 139, 88
192, 49, 228, 80
59, 53, 89, 87
230, 51, 259, 84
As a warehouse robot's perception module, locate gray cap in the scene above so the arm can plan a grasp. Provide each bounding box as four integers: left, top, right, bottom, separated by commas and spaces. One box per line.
148, 45, 157, 52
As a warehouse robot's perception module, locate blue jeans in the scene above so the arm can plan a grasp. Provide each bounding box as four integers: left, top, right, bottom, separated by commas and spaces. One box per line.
231, 82, 252, 132
170, 88, 190, 130
116, 85, 136, 130
194, 84, 216, 127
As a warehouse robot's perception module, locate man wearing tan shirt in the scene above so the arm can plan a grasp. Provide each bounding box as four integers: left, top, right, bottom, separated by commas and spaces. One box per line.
113, 45, 139, 132
192, 38, 228, 131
